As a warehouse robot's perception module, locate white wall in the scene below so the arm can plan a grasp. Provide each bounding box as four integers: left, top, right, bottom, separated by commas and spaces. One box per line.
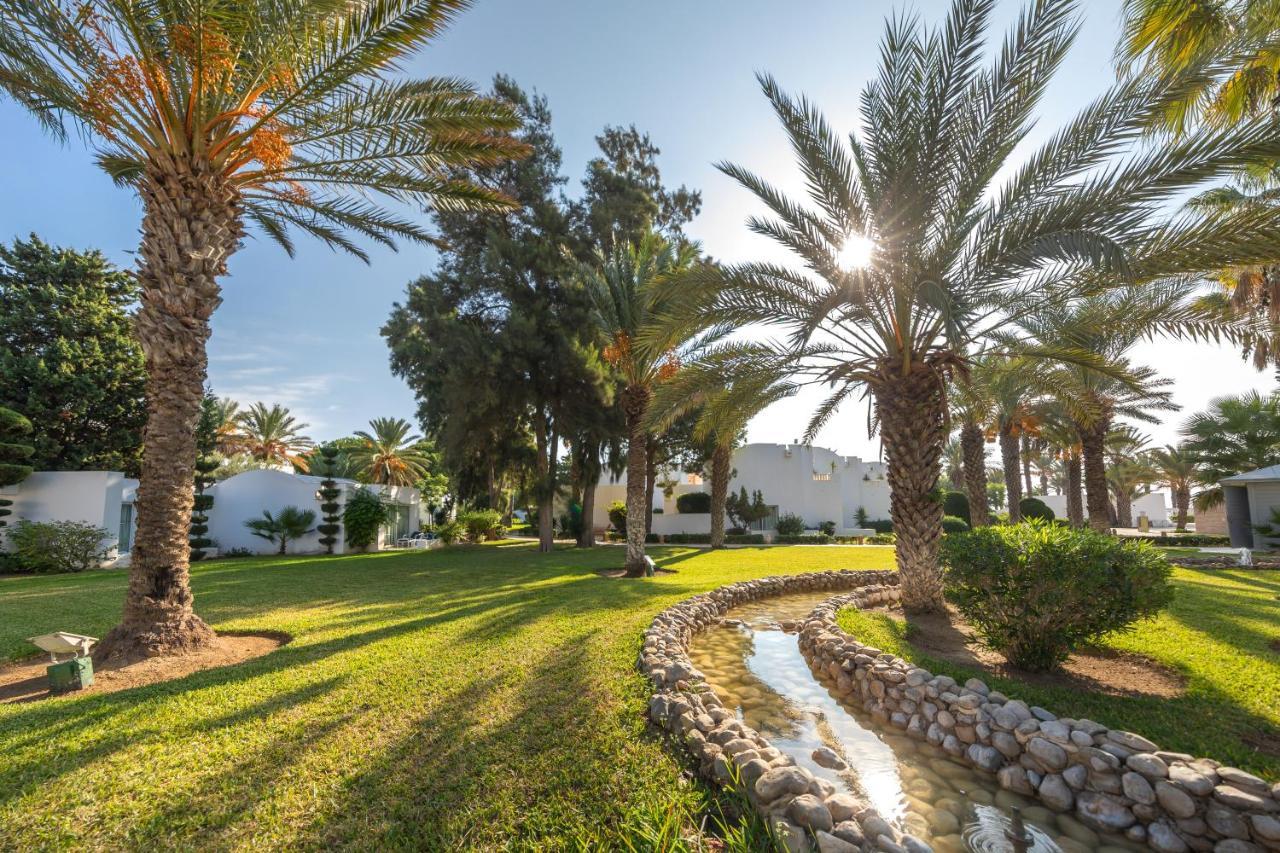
0, 471, 133, 564
205, 470, 420, 555
1040, 492, 1171, 527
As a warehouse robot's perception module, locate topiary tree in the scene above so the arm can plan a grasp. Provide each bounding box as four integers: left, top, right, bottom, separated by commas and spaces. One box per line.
188, 456, 218, 561
607, 500, 627, 533
942, 491, 971, 526
675, 491, 712, 513
941, 515, 971, 533
0, 407, 34, 531
315, 445, 342, 555
1019, 496, 1056, 522
343, 488, 388, 552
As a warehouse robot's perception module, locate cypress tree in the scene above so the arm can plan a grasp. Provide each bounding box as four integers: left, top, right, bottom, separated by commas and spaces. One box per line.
0, 407, 34, 530
189, 394, 219, 560
316, 445, 342, 554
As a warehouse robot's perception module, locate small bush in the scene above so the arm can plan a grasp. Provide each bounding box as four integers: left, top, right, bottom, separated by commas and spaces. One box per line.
866, 519, 894, 533
460, 509, 504, 543
1126, 533, 1229, 547
222, 547, 255, 558
663, 533, 711, 544
775, 513, 806, 536
725, 533, 765, 545
5, 520, 108, 573
607, 500, 626, 533
1019, 496, 1055, 521
941, 515, 970, 533
818, 520, 837, 537
344, 488, 388, 551
436, 520, 464, 545
774, 534, 833, 545
942, 520, 1174, 671
870, 532, 896, 545
675, 492, 711, 513
943, 491, 970, 525
727, 526, 747, 536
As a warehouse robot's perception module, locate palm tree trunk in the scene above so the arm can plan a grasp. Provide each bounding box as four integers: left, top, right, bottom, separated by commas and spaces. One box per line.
1066, 452, 1084, 528
644, 438, 657, 535
579, 477, 597, 548
95, 160, 238, 662
874, 362, 947, 612
623, 386, 651, 576
709, 442, 732, 549
1021, 434, 1034, 497
1115, 490, 1133, 528
960, 420, 989, 527
1175, 486, 1190, 532
999, 422, 1023, 523
1078, 419, 1111, 532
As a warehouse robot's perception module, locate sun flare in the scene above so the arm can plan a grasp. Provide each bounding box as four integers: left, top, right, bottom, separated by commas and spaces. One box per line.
837, 233, 875, 269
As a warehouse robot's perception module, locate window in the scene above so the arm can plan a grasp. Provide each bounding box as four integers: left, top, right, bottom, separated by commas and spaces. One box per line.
383, 503, 412, 540
753, 506, 779, 532
118, 503, 134, 553
812, 472, 831, 481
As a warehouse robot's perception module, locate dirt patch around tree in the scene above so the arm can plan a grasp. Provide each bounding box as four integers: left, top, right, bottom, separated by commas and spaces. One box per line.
0, 631, 289, 704
597, 567, 678, 579
869, 605, 1186, 699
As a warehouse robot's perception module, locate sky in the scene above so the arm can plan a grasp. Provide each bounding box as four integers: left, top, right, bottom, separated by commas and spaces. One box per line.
0, 0, 1273, 463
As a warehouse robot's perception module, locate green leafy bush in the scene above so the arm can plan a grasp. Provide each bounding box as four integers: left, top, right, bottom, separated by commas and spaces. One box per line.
725, 533, 765, 545
775, 513, 806, 536
870, 532, 896, 545
943, 491, 970, 525
942, 520, 1174, 671
607, 500, 626, 532
775, 533, 834, 544
222, 547, 255, 558
941, 515, 970, 533
866, 519, 894, 533
460, 509, 504, 543
436, 520, 464, 545
675, 492, 711, 513
1125, 533, 1229, 547
1019, 496, 1055, 521
818, 520, 837, 536
5, 519, 108, 573
662, 533, 711, 544
344, 488, 388, 551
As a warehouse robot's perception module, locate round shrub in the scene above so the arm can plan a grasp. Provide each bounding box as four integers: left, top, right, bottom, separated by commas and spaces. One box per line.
941, 520, 1173, 671
775, 512, 805, 536
941, 515, 970, 533
343, 488, 388, 551
818, 520, 837, 536
436, 520, 463, 545
459, 509, 504, 543
1019, 496, 1055, 521
675, 491, 711, 513
607, 500, 626, 533
942, 491, 970, 525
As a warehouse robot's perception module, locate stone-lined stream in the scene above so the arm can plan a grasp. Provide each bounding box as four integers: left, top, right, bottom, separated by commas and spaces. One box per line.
686, 592, 1145, 853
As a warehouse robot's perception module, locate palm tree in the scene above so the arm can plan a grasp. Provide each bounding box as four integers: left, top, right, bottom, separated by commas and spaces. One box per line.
648, 346, 796, 548
0, 0, 525, 659
1037, 406, 1086, 527
211, 397, 243, 456
950, 376, 994, 527
244, 506, 316, 555
1105, 427, 1153, 527
1149, 444, 1197, 531
674, 0, 1280, 609
350, 417, 432, 486
580, 233, 714, 575
236, 402, 314, 471
979, 359, 1044, 524
1182, 391, 1280, 507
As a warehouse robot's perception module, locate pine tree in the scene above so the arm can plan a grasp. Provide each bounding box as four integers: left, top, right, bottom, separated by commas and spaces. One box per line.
316, 445, 343, 555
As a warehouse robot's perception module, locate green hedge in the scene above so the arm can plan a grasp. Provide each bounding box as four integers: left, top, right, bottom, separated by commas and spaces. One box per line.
774, 533, 834, 545
1121, 534, 1229, 547
866, 519, 894, 533
674, 492, 711, 513
725, 533, 765, 545
941, 515, 971, 533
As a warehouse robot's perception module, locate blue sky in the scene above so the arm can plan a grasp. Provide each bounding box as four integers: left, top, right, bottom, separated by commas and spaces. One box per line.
0, 0, 1271, 460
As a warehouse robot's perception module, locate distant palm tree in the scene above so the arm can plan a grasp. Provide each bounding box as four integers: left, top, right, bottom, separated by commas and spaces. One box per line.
350, 418, 432, 486
1105, 427, 1154, 528
1182, 391, 1280, 508
0, 0, 525, 659
674, 0, 1280, 609
237, 403, 313, 471
244, 506, 316, 555
1149, 444, 1197, 531
211, 397, 243, 456
580, 233, 716, 575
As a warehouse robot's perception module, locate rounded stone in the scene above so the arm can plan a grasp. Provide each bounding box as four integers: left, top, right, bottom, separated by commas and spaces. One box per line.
813, 746, 847, 770
1128, 753, 1170, 779
1212, 841, 1263, 853
1156, 781, 1198, 819
755, 766, 814, 802
825, 792, 865, 823
1250, 814, 1280, 843
815, 830, 861, 853
787, 793, 835, 833
1148, 821, 1190, 853
1040, 773, 1075, 811
1028, 736, 1069, 771
1169, 763, 1216, 797
1123, 771, 1157, 804
1075, 791, 1136, 832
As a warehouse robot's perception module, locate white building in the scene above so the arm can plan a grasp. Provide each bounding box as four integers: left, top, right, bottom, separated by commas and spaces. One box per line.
1, 468, 421, 563
1220, 465, 1280, 547
591, 443, 891, 536
1039, 491, 1171, 528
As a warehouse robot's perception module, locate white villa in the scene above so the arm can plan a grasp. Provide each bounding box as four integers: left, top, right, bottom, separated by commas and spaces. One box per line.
0, 468, 421, 564
592, 442, 891, 536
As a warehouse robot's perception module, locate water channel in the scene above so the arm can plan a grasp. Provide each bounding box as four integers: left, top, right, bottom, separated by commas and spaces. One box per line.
685, 592, 1145, 853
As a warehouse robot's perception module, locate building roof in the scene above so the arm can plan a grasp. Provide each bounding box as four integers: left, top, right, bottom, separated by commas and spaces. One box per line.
1221, 465, 1280, 484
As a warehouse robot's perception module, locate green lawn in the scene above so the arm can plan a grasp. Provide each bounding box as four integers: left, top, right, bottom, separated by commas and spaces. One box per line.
837, 566, 1280, 779
0, 543, 895, 850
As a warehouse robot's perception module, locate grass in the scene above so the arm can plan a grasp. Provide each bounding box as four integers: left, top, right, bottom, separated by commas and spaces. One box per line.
0, 543, 895, 850
837, 566, 1280, 779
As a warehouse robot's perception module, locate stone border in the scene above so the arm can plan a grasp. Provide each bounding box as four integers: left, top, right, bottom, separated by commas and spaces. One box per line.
641, 569, 932, 852
801, 594, 1280, 853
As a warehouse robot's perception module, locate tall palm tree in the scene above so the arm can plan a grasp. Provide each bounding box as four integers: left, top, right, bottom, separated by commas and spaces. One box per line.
1037, 406, 1086, 527
580, 233, 715, 575
979, 359, 1044, 524
1149, 444, 1197, 531
674, 0, 1280, 610
1182, 391, 1280, 507
1105, 427, 1153, 527
0, 0, 525, 659
648, 346, 796, 549
211, 396, 243, 456
350, 417, 432, 486
950, 375, 994, 527
236, 402, 314, 471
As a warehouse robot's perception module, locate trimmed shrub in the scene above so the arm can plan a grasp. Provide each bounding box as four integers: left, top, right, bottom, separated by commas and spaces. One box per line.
1019, 496, 1055, 521
775, 533, 834, 544
870, 532, 896, 545
943, 491, 970, 525
941, 515, 970, 533
942, 520, 1174, 671
818, 520, 837, 537
675, 491, 711, 513
315, 445, 343, 555
607, 500, 626, 533
5, 519, 108, 573
866, 519, 894, 533
436, 520, 464, 545
460, 509, 504, 543
343, 488, 388, 551
1125, 533, 1229, 547
663, 533, 711, 544
775, 513, 806, 536
725, 533, 766, 545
